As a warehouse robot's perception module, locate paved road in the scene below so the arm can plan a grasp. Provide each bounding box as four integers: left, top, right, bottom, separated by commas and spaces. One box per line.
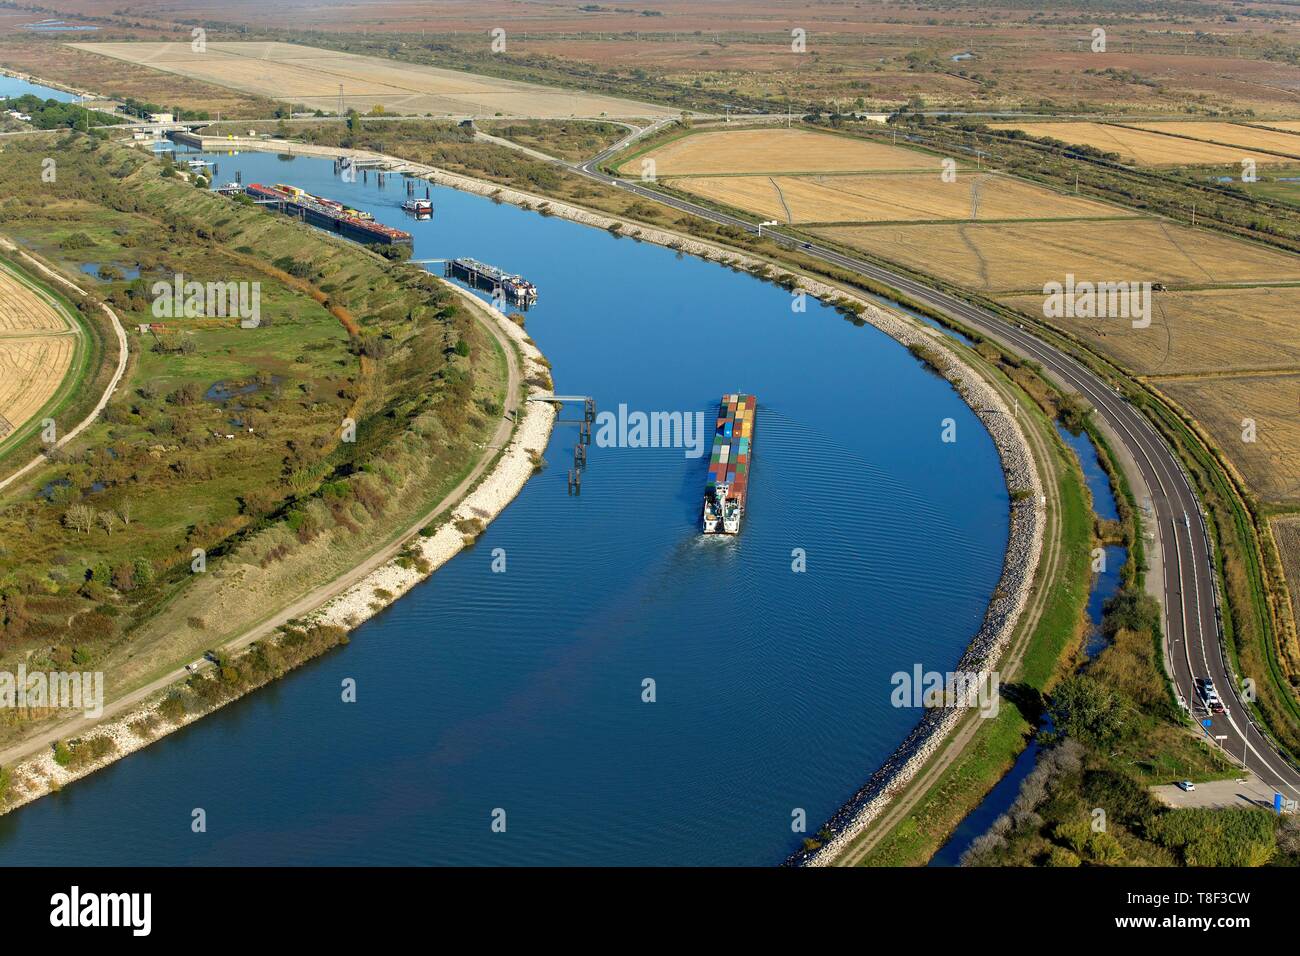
570, 142, 1300, 802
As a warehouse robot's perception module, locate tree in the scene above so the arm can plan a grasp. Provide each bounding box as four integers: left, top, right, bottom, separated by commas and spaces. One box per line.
132, 556, 156, 587
1047, 675, 1125, 745
97, 510, 117, 536
64, 503, 95, 534
117, 499, 133, 526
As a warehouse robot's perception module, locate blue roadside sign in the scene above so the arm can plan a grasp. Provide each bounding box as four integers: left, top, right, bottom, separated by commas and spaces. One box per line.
1202, 718, 1213, 728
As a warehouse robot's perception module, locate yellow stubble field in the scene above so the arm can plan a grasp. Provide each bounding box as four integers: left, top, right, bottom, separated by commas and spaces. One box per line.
987, 122, 1273, 166
71, 41, 673, 118
0, 266, 77, 438
998, 285, 1300, 377
1161, 372, 1300, 503
670, 171, 1134, 224
1273, 516, 1300, 627
1259, 121, 1300, 135
1129, 122, 1300, 159
812, 219, 1300, 293
626, 128, 938, 176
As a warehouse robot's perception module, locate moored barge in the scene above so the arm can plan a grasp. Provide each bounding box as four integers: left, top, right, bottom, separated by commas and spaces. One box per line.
243, 182, 411, 246
445, 257, 538, 305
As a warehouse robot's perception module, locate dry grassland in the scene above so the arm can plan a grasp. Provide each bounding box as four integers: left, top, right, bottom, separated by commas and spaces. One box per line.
1161, 372, 1300, 503
70, 41, 672, 118
628, 128, 937, 176
671, 171, 1133, 224
813, 219, 1300, 292
999, 285, 1300, 377
988, 122, 1270, 166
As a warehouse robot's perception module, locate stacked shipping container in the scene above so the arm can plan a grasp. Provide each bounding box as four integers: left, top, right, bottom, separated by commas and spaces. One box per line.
705, 393, 756, 526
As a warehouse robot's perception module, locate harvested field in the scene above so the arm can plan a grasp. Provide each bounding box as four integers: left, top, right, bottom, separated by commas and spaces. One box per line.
0, 336, 75, 439
1274, 516, 1300, 629
70, 41, 673, 119
0, 268, 71, 334
671, 171, 1133, 224
626, 128, 938, 176
1161, 372, 1300, 503
988, 122, 1272, 166
1260, 121, 1300, 135
1128, 122, 1300, 159
0, 264, 78, 440
1000, 286, 1300, 377
813, 220, 1300, 293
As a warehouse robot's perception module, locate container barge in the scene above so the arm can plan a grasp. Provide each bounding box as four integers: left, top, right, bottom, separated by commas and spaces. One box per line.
445, 257, 538, 305
702, 393, 755, 534
243, 183, 411, 246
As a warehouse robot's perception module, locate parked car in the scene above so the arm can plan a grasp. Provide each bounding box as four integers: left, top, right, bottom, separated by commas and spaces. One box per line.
1176, 780, 1195, 792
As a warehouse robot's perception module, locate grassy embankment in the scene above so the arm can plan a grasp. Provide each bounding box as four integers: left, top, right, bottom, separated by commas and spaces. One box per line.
839, 362, 1092, 866
0, 133, 506, 763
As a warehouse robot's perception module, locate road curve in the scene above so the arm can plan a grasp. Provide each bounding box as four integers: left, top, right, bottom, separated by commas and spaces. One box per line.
571, 146, 1300, 801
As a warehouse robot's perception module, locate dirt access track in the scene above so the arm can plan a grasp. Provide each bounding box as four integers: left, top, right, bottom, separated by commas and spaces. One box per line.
70, 41, 677, 119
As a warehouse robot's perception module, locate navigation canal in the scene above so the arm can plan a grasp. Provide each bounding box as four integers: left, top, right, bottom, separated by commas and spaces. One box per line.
0, 149, 1011, 865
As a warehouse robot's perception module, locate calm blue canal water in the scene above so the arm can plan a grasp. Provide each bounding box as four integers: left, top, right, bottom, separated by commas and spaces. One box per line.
930, 424, 1127, 866
0, 150, 1011, 865
0, 74, 76, 102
